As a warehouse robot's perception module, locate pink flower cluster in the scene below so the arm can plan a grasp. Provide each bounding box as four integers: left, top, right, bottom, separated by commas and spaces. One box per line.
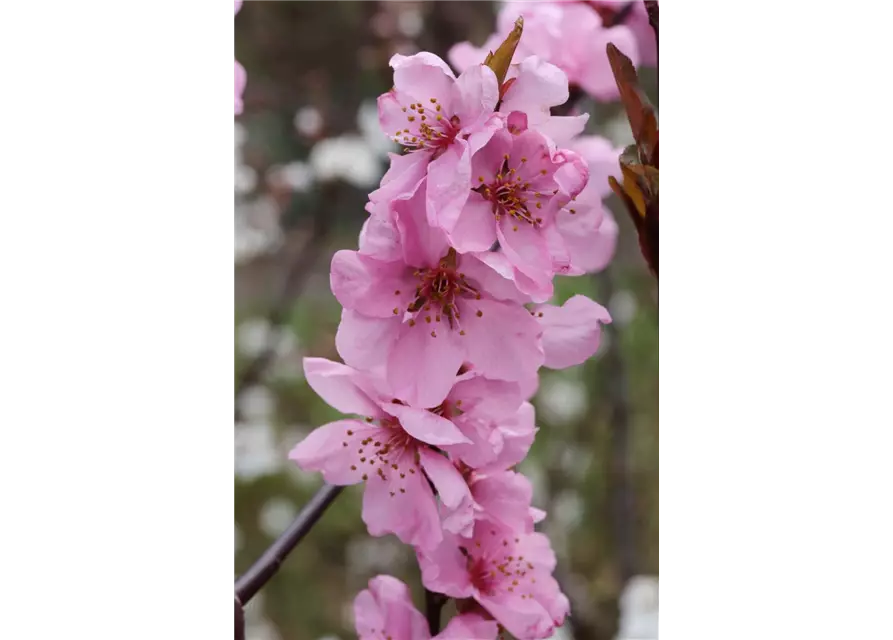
290, 47, 617, 639
235, 0, 246, 115
449, 1, 642, 102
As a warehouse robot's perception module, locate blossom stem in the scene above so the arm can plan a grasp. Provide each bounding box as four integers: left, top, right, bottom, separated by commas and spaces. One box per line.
424, 587, 447, 635
234, 483, 344, 604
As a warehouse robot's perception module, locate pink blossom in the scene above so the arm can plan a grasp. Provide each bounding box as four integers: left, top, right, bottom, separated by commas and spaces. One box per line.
535, 295, 612, 369
374, 52, 503, 226
235, 0, 245, 115
442, 121, 588, 297
417, 521, 570, 640
354, 575, 498, 640
448, 1, 640, 101
235, 61, 246, 116
288, 358, 473, 550
332, 184, 544, 409
592, 0, 658, 66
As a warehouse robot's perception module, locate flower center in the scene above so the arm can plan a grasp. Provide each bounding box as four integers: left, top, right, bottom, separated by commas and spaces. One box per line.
476, 154, 550, 230
405, 252, 480, 334
392, 97, 461, 155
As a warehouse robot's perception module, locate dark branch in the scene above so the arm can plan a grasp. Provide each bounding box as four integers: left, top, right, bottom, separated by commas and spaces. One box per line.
235, 483, 344, 604
425, 588, 446, 635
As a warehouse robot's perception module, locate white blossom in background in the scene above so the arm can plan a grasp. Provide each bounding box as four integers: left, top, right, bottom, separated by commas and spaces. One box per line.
309, 135, 380, 188
239, 385, 275, 422
616, 576, 659, 640
397, 7, 423, 37
235, 122, 257, 195
237, 318, 272, 359
539, 376, 588, 425
610, 290, 639, 327
235, 421, 281, 480
543, 625, 573, 640
276, 161, 315, 193
259, 498, 298, 537
294, 106, 324, 138
235, 195, 284, 263
346, 537, 405, 576
244, 594, 282, 640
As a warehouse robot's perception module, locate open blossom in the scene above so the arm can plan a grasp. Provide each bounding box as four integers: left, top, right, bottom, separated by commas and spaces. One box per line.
354, 575, 498, 640
233, 0, 247, 115
417, 521, 570, 640
332, 183, 544, 409
289, 358, 474, 550
439, 116, 588, 297
449, 1, 640, 101
536, 294, 612, 369
371, 52, 503, 224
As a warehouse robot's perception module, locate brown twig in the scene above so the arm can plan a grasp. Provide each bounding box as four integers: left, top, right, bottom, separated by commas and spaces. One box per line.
424, 588, 446, 635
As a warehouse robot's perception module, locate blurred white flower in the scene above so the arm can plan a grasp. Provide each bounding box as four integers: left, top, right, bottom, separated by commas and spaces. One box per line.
539, 377, 587, 425
239, 385, 275, 422
309, 135, 381, 188
259, 498, 297, 537
397, 7, 423, 37
237, 318, 272, 358
610, 290, 638, 327
294, 106, 324, 137
616, 576, 659, 640
277, 161, 315, 193
543, 625, 573, 640
235, 164, 258, 195
235, 421, 281, 479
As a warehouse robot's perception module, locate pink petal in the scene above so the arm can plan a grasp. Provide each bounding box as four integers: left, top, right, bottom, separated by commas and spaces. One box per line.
451, 64, 499, 133
302, 357, 381, 417
482, 401, 538, 473
362, 447, 444, 550
387, 321, 465, 409
449, 375, 522, 421
427, 141, 472, 233
330, 250, 416, 318
536, 114, 589, 147
500, 56, 568, 125
383, 404, 471, 446
469, 129, 512, 187
234, 60, 246, 116
288, 419, 380, 485
392, 53, 456, 112
435, 613, 499, 639
448, 192, 497, 252
393, 178, 450, 269
367, 151, 428, 221
459, 253, 530, 304
496, 217, 553, 288
459, 297, 544, 383
354, 576, 430, 640
234, 0, 242, 15
336, 309, 401, 371
472, 471, 537, 533
579, 27, 640, 100
419, 448, 471, 509
571, 135, 622, 200
536, 295, 612, 369
478, 591, 554, 640
442, 414, 503, 470
416, 533, 474, 598
359, 215, 403, 262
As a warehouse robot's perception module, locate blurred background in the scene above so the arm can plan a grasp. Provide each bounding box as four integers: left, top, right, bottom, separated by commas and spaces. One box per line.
234, 2, 658, 639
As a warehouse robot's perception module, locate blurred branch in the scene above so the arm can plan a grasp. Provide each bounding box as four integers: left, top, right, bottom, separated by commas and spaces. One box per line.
235, 483, 344, 606
599, 267, 638, 585
234, 186, 336, 421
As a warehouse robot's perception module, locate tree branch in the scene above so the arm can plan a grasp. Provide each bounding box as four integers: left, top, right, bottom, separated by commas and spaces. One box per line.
424, 588, 446, 635
235, 483, 344, 605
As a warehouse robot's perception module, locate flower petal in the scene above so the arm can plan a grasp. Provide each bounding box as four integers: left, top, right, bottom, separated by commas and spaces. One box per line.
435, 613, 499, 639
330, 250, 415, 318
536, 295, 612, 369
452, 64, 499, 132
336, 309, 401, 372
387, 322, 465, 409
419, 448, 471, 509
303, 357, 381, 416
459, 298, 544, 383
288, 419, 380, 485
448, 192, 497, 252
383, 404, 471, 446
